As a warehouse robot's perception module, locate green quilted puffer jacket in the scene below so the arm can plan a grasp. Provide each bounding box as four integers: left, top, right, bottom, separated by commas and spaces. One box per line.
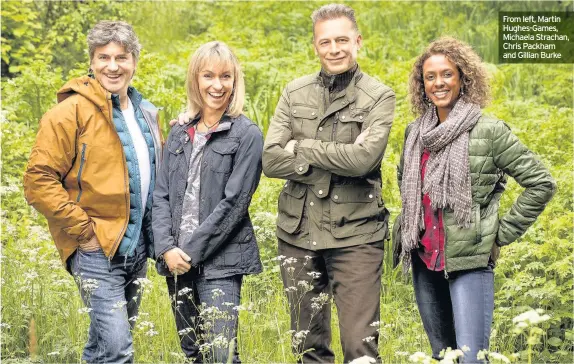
396, 115, 556, 274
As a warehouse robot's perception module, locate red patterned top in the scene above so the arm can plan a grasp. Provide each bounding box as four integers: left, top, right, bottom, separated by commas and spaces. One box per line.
418, 150, 445, 271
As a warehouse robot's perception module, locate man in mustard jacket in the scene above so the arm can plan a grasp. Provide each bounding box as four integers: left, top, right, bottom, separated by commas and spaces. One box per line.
23, 21, 161, 363
262, 4, 395, 363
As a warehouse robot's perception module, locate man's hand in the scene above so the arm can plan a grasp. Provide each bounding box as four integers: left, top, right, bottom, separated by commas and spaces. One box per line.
284, 139, 298, 154
168, 111, 191, 127
354, 127, 370, 145
163, 248, 192, 275
79, 234, 101, 252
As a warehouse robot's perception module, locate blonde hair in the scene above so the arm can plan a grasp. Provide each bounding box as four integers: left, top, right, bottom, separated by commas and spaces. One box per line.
186, 41, 245, 118
408, 36, 491, 116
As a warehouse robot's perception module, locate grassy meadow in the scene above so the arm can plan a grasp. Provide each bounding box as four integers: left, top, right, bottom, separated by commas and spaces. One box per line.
1, 1, 573, 363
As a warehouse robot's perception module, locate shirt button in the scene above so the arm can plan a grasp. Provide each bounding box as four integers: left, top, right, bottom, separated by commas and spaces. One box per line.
293, 110, 297, 114
350, 105, 354, 109
318, 190, 323, 195
341, 115, 346, 120
299, 166, 303, 171
311, 112, 316, 116
433, 226, 437, 230
368, 194, 373, 198
435, 249, 438, 253
310, 202, 314, 206
312, 241, 317, 246
359, 115, 363, 120
334, 195, 339, 200
318, 127, 323, 131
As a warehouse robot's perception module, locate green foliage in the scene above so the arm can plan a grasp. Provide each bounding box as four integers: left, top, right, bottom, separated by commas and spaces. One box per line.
1, 0, 125, 76
1, 1, 573, 363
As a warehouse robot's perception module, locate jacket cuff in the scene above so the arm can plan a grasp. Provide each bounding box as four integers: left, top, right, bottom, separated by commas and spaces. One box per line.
294, 157, 310, 175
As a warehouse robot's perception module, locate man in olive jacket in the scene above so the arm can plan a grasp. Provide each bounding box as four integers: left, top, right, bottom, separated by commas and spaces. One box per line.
262, 4, 395, 362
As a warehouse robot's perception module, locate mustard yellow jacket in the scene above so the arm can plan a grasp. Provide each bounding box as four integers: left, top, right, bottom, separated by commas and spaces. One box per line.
24, 76, 162, 264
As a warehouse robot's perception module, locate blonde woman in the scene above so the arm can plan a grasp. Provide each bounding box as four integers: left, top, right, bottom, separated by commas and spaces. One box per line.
153, 41, 263, 363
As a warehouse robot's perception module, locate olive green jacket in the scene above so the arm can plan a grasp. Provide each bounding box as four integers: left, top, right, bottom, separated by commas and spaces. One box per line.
396, 115, 556, 273
263, 70, 396, 249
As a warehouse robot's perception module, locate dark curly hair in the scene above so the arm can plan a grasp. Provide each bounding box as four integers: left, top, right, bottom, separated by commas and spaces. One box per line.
408, 36, 491, 116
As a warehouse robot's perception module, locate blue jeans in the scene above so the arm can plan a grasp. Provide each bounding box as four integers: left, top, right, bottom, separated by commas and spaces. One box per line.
166, 271, 243, 363
70, 246, 147, 364
412, 252, 494, 363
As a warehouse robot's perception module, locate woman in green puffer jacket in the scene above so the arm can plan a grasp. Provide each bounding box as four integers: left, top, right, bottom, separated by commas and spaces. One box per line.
396, 36, 556, 363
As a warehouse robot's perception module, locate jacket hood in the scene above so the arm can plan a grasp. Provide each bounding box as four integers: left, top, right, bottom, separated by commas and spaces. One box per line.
57, 75, 111, 120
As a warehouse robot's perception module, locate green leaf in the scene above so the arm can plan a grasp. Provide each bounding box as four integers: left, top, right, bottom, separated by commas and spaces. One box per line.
547, 337, 562, 347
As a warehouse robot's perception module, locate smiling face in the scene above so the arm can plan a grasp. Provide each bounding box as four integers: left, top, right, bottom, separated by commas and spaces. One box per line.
422, 54, 462, 121
91, 42, 136, 98
313, 17, 362, 75
197, 61, 235, 115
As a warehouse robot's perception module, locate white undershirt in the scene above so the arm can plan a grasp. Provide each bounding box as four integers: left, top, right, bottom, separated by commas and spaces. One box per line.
122, 99, 151, 211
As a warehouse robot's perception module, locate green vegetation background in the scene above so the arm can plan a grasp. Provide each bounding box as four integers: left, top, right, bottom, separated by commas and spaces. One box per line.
1, 1, 572, 363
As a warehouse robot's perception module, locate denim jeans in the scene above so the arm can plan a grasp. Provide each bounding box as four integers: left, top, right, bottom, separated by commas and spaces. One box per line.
412, 252, 494, 363
70, 245, 147, 364
278, 239, 384, 363
166, 271, 243, 363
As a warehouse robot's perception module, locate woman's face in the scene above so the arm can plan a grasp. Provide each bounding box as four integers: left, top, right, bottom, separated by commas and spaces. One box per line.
197, 62, 234, 114
91, 42, 136, 98
422, 54, 461, 120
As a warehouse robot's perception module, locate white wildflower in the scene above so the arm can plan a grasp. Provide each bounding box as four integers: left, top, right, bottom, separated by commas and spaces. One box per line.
78, 307, 93, 314
178, 287, 193, 295
362, 336, 375, 343
111, 300, 127, 311
409, 351, 431, 363
350, 355, 376, 364
282, 257, 298, 266
307, 271, 321, 279
489, 352, 511, 363
178, 327, 193, 335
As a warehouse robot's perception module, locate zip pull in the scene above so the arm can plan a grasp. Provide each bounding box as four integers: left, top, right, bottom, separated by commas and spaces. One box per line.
331, 112, 340, 141
443, 270, 449, 279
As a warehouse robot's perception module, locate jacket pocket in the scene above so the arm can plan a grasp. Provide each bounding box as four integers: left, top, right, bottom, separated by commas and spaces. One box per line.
277, 181, 307, 234
291, 104, 318, 139
76, 143, 87, 202
330, 185, 380, 239
337, 109, 368, 144
208, 138, 239, 173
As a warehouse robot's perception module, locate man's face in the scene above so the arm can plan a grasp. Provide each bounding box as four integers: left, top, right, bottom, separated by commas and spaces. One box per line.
313, 17, 362, 75
91, 42, 136, 97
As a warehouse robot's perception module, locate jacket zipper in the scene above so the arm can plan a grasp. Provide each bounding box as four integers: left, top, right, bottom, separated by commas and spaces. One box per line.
76, 143, 87, 202
107, 100, 130, 262
331, 112, 340, 141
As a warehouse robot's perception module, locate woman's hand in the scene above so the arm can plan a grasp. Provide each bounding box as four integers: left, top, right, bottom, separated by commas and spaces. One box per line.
168, 111, 191, 127
163, 247, 192, 275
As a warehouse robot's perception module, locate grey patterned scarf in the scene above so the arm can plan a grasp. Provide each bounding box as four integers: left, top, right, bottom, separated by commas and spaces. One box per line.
400, 98, 481, 270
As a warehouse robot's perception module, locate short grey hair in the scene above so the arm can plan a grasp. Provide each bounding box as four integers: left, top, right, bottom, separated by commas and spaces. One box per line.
87, 21, 141, 62
311, 4, 359, 35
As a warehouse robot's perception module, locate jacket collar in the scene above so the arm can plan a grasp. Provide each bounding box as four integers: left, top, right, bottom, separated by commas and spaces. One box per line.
111, 86, 142, 109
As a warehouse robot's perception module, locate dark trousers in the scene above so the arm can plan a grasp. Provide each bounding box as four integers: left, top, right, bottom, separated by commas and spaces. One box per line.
166, 272, 243, 363
412, 252, 494, 363
278, 239, 384, 363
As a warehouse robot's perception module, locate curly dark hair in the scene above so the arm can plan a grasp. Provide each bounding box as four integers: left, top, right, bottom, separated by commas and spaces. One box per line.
408, 36, 491, 116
